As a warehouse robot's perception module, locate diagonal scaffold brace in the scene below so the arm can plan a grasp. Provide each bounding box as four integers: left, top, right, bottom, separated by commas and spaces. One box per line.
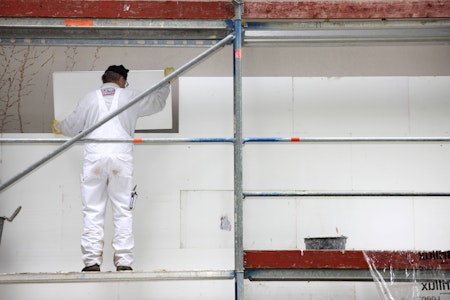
0, 33, 235, 193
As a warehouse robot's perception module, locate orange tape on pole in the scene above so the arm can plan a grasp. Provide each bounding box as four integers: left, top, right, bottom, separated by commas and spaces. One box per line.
64, 19, 94, 27
235, 49, 242, 59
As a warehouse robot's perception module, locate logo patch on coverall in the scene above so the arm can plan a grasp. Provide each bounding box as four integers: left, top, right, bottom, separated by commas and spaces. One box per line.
101, 87, 116, 96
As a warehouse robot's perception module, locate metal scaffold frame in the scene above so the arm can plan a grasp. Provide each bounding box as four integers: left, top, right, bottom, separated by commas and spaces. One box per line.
1, 1, 450, 299
0, 3, 246, 298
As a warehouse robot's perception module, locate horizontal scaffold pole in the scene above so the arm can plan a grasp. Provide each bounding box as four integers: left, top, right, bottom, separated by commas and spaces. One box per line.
243, 136, 450, 143
2, 136, 450, 144
0, 33, 235, 193
244, 191, 450, 198
0, 137, 235, 144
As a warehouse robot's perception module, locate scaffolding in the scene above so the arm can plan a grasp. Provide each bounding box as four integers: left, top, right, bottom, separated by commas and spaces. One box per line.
1, 1, 450, 299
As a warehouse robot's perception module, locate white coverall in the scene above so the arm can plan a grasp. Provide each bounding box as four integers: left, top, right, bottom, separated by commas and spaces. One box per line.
57, 82, 170, 267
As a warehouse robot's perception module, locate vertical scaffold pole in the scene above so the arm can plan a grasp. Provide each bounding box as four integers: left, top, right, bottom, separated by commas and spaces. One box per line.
233, 1, 244, 299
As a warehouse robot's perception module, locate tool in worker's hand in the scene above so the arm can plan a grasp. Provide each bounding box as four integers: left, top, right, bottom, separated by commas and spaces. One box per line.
129, 185, 138, 210
0, 206, 22, 245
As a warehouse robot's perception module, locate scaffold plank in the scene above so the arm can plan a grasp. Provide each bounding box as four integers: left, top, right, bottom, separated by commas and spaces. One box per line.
0, 270, 235, 284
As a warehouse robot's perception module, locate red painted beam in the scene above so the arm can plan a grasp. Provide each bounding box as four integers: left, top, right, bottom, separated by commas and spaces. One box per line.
244, 0, 450, 19
0, 0, 234, 19
0, 0, 449, 19
244, 250, 450, 269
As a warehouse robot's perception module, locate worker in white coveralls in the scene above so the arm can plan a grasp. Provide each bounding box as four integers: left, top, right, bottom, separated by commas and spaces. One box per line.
52, 65, 172, 272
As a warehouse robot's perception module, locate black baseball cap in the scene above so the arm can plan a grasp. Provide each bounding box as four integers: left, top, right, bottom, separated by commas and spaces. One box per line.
105, 65, 129, 80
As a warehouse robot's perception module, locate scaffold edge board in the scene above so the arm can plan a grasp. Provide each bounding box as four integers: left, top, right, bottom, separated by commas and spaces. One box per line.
0, 0, 449, 19
244, 250, 450, 269
0, 270, 235, 284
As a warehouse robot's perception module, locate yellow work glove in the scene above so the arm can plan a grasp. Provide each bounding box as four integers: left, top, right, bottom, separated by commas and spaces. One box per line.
51, 119, 62, 135
164, 67, 175, 84
164, 67, 174, 77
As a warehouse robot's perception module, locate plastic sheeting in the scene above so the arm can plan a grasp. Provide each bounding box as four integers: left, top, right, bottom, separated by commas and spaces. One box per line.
364, 251, 450, 300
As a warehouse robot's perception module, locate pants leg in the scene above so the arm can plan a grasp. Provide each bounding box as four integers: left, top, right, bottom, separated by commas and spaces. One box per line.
80, 157, 108, 266
107, 154, 134, 267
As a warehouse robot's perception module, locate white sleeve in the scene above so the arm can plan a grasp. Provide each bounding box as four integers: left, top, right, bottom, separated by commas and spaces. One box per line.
138, 84, 170, 117
56, 97, 90, 137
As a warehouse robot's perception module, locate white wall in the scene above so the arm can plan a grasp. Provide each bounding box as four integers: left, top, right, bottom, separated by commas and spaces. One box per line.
2, 44, 450, 133
1, 76, 449, 299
